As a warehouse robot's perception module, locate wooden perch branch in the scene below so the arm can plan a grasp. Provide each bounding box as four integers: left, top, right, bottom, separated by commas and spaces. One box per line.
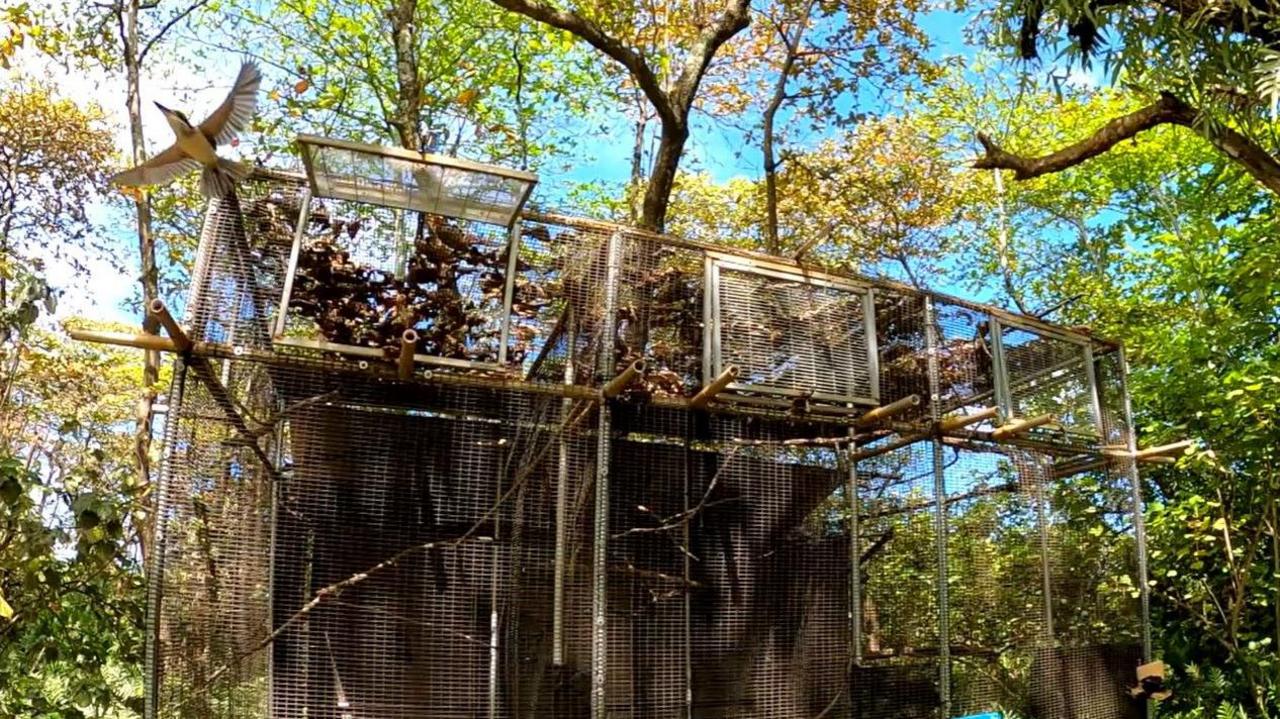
939, 407, 999, 432
398, 330, 418, 381
855, 394, 920, 427
974, 91, 1280, 197
990, 414, 1054, 440
602, 359, 645, 399
66, 328, 177, 353
690, 365, 739, 409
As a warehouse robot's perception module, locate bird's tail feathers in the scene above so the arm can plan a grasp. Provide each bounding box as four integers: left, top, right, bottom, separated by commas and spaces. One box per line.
200, 158, 251, 199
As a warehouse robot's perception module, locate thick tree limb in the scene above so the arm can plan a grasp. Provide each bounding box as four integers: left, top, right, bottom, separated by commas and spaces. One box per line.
973, 92, 1280, 197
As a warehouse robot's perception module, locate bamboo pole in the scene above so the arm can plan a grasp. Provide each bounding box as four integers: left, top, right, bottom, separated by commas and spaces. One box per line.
689, 366, 738, 409
939, 406, 999, 433
601, 359, 645, 399
990, 413, 1055, 440
67, 328, 177, 353
1135, 440, 1193, 460
855, 394, 921, 426
1102, 439, 1193, 460
149, 299, 192, 352
398, 330, 419, 381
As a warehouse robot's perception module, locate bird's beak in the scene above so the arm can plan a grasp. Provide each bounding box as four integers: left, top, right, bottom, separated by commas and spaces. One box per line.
154, 101, 171, 115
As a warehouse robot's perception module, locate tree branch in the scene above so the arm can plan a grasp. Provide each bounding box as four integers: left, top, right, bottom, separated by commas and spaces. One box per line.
974, 91, 1280, 196
487, 0, 677, 127
138, 0, 211, 62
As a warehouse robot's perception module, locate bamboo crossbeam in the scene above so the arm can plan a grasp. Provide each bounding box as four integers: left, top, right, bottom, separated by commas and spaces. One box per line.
66, 328, 177, 353
989, 413, 1054, 440
149, 299, 192, 352
690, 366, 738, 409
601, 360, 645, 399
398, 330, 419, 381
855, 394, 921, 426
939, 406, 999, 432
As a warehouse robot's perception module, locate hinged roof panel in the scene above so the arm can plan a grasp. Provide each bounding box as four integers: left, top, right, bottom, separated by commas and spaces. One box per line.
297, 134, 537, 228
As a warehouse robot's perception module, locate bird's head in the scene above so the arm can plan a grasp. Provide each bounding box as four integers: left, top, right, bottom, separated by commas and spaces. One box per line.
154, 102, 193, 132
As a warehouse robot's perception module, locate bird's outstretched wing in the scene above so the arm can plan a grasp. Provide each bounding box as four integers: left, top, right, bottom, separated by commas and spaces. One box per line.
109, 144, 202, 187
199, 61, 262, 146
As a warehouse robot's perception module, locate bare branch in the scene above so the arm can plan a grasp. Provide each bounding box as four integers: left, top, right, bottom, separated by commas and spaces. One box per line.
139, 0, 211, 62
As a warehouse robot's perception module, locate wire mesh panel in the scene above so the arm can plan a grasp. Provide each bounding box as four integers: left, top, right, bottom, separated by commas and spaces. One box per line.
999, 324, 1101, 444
187, 177, 299, 349
943, 444, 1052, 716
709, 257, 875, 405
149, 358, 280, 717
851, 440, 941, 718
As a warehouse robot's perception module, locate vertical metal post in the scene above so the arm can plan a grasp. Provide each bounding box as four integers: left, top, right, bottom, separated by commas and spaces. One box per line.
990, 316, 1013, 420
924, 297, 951, 716
489, 439, 503, 719
497, 220, 523, 366
847, 438, 863, 667
702, 256, 719, 383
274, 188, 312, 339
1118, 347, 1153, 661
552, 309, 575, 665
1034, 456, 1057, 642
864, 289, 881, 403
1082, 344, 1106, 439
266, 408, 284, 715
682, 424, 694, 719
592, 232, 624, 719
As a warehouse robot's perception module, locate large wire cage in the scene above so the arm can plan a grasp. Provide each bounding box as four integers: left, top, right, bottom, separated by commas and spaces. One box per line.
146, 148, 1153, 719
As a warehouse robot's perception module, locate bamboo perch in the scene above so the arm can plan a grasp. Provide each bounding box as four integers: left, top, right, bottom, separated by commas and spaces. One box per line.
66, 328, 177, 353
855, 394, 921, 426
1135, 440, 1193, 460
398, 330, 419, 381
1102, 439, 1194, 460
601, 359, 646, 399
690, 366, 739, 409
989, 413, 1055, 440
939, 406, 999, 433
149, 299, 192, 352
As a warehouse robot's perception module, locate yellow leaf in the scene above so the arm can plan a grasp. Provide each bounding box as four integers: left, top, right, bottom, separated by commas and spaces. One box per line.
456, 88, 479, 106
0, 591, 12, 620
294, 79, 310, 94
268, 89, 281, 102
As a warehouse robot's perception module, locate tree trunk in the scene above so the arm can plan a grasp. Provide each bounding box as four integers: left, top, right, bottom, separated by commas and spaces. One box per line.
123, 0, 157, 566
639, 120, 689, 232
390, 0, 423, 152
761, 4, 812, 255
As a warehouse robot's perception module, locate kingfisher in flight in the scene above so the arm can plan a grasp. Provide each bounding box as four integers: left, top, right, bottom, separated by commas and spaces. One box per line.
110, 61, 262, 199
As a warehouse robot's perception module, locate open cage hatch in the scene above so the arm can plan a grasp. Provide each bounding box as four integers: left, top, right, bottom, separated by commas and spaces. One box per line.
272, 135, 536, 370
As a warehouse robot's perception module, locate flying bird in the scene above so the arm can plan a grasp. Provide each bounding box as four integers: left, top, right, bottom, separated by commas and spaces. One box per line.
110, 61, 262, 199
